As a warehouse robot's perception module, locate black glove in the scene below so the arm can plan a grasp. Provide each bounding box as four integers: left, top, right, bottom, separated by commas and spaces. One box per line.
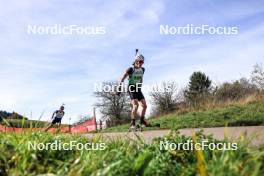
116, 84, 122, 96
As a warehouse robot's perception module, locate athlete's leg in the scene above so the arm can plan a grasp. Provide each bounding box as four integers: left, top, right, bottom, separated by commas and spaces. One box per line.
55, 123, 62, 133
44, 123, 53, 132
131, 99, 139, 121
139, 99, 148, 126
139, 99, 147, 118
129, 86, 139, 129
128, 99, 138, 131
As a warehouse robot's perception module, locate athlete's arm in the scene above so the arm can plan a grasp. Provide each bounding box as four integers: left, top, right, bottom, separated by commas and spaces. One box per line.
119, 67, 133, 84
120, 72, 129, 83
51, 111, 57, 119
141, 67, 145, 84
117, 68, 131, 95
62, 111, 65, 118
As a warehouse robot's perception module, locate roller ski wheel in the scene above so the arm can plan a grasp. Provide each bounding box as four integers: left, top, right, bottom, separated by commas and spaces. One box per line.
128, 125, 136, 132
139, 124, 146, 132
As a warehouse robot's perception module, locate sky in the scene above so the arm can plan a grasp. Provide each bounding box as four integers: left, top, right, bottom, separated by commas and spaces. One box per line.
0, 0, 263, 124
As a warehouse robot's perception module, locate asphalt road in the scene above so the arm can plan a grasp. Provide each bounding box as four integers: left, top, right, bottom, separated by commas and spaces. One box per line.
84, 126, 264, 146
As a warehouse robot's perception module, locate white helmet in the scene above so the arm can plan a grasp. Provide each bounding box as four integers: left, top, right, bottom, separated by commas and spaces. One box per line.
134, 49, 144, 61
135, 54, 144, 61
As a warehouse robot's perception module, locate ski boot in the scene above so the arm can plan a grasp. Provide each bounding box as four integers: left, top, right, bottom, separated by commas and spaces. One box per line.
139, 117, 148, 132
128, 119, 136, 132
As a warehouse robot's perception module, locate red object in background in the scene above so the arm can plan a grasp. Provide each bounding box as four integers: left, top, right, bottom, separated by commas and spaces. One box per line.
71, 116, 97, 133
0, 116, 97, 134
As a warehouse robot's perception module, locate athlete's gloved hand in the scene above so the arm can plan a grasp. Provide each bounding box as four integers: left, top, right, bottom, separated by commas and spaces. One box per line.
116, 83, 123, 96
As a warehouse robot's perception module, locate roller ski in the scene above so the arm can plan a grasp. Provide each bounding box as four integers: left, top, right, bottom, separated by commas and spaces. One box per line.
128, 124, 144, 132
137, 118, 161, 131
128, 119, 137, 132
128, 119, 143, 132
138, 118, 147, 132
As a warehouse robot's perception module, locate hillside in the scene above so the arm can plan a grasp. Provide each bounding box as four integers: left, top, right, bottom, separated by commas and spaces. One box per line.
0, 118, 69, 128
103, 100, 264, 132
0, 110, 68, 128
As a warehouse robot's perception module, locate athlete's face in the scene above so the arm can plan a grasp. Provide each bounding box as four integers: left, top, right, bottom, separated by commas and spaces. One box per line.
136, 60, 144, 67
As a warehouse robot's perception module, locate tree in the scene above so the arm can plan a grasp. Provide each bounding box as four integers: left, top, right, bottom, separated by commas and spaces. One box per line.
215, 78, 257, 101
251, 63, 264, 90
0, 111, 26, 120
150, 81, 178, 115
184, 71, 212, 107
94, 82, 131, 126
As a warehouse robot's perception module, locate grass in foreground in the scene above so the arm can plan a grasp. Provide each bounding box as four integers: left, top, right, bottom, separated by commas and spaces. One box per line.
103, 100, 264, 132
0, 131, 264, 175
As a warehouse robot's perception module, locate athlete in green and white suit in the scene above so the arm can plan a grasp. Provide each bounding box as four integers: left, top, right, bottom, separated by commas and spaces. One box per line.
119, 51, 148, 130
